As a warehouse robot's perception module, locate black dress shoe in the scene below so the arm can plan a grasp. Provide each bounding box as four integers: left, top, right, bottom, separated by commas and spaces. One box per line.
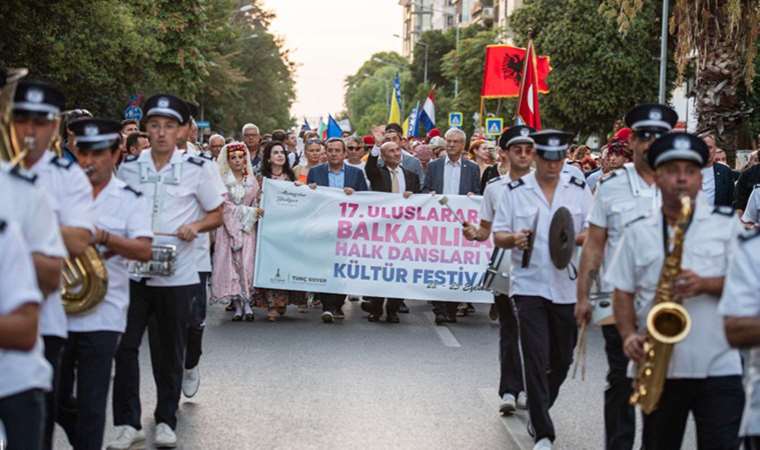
398, 301, 410, 314
368, 313, 380, 322
386, 312, 400, 323
434, 312, 447, 325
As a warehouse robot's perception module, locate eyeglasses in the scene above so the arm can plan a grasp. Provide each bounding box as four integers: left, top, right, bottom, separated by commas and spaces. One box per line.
634, 130, 663, 141
243, 133, 259, 138
306, 139, 322, 145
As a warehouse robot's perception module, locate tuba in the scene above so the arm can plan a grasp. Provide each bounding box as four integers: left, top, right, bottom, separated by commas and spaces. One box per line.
0, 68, 108, 314
629, 196, 693, 414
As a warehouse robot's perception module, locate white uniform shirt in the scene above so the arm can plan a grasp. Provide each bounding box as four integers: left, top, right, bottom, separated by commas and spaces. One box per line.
741, 184, 760, 224
67, 177, 153, 333
480, 174, 513, 223
605, 195, 743, 378
563, 161, 585, 179
0, 163, 66, 259
185, 148, 217, 274
27, 151, 95, 338
0, 221, 52, 397
586, 169, 603, 192
117, 149, 225, 287
587, 163, 659, 283
492, 172, 593, 303
701, 166, 716, 206
718, 228, 760, 436
443, 155, 462, 195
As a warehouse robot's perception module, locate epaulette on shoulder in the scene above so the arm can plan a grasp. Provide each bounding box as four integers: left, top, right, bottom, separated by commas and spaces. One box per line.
739, 227, 760, 243
624, 214, 648, 228
197, 152, 213, 161
712, 205, 735, 217
186, 156, 206, 167
569, 176, 586, 189
508, 178, 525, 191
50, 155, 74, 170
0, 220, 5, 233
122, 154, 139, 163
9, 165, 37, 184
123, 184, 143, 197
487, 175, 503, 186
598, 169, 621, 186
753, 183, 760, 190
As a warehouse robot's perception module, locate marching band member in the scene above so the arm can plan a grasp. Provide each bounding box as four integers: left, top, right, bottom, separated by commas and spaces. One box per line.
0, 220, 50, 450
606, 132, 744, 450
575, 103, 676, 450
110, 94, 225, 449
56, 118, 153, 450
492, 129, 592, 450
720, 226, 760, 449
12, 79, 96, 450
463, 125, 535, 415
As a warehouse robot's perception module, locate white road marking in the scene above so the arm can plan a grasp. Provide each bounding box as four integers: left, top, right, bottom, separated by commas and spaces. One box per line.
424, 312, 462, 348
478, 388, 534, 450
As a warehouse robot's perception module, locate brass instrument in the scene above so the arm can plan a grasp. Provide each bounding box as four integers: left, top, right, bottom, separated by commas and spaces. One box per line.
0, 68, 108, 314
630, 196, 693, 414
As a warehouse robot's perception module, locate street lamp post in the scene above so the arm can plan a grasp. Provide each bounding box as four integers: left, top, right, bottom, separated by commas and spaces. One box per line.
657, 0, 669, 104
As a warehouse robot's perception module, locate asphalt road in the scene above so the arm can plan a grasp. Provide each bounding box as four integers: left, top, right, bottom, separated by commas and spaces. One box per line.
53, 299, 697, 450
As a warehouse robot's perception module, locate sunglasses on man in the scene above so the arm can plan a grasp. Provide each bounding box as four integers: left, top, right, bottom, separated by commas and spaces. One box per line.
634, 129, 664, 141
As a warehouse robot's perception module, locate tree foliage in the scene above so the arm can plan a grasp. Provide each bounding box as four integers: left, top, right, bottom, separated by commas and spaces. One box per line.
510, 0, 673, 136
0, 0, 295, 136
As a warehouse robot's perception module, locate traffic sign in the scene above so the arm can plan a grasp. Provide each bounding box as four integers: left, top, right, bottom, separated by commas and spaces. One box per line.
448, 112, 463, 128
196, 120, 210, 129
485, 117, 504, 137
123, 105, 142, 121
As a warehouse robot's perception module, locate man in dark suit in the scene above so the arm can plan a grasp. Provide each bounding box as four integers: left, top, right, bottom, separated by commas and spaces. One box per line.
423, 127, 481, 324
363, 139, 421, 323
701, 133, 735, 207
307, 137, 368, 323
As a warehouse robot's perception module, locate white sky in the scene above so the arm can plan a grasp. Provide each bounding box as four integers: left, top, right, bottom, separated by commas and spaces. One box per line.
264, 0, 403, 122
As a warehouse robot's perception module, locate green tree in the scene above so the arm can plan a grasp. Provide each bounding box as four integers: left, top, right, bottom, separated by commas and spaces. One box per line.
509, 0, 672, 137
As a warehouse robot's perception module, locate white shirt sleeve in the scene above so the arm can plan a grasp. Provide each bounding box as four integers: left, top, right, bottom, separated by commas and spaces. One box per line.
126, 194, 154, 240
587, 188, 608, 229
492, 188, 514, 233
604, 226, 636, 294
742, 188, 760, 223
719, 234, 760, 317
479, 182, 498, 223
195, 162, 226, 212
25, 189, 66, 258
371, 146, 381, 158
0, 222, 42, 314
59, 165, 95, 233
579, 185, 594, 231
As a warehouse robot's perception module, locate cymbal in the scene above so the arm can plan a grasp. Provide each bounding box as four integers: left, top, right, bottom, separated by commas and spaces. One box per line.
549, 207, 575, 269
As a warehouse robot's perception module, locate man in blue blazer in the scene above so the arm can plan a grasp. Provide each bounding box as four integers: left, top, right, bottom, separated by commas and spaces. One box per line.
422, 127, 481, 324
307, 137, 368, 323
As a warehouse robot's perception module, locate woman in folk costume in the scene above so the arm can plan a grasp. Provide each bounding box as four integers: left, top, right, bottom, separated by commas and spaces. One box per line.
211, 142, 261, 321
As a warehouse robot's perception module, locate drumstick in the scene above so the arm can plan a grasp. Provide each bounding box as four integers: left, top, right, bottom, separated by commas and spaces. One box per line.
572, 321, 588, 381
437, 196, 465, 225
154, 232, 178, 237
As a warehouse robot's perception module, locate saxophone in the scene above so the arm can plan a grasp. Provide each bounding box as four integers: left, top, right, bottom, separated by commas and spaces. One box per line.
629, 196, 693, 414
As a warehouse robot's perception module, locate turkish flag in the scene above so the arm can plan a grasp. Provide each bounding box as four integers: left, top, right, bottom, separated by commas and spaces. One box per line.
480, 44, 551, 98
517, 40, 542, 130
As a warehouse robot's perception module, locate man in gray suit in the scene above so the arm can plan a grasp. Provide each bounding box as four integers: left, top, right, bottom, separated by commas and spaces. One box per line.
377, 123, 425, 186
423, 127, 481, 325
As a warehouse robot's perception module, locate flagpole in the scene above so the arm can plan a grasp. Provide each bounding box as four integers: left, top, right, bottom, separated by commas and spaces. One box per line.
514, 37, 533, 124
479, 97, 485, 130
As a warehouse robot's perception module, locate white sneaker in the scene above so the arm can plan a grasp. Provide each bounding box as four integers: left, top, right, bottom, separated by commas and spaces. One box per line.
106, 425, 145, 450
154, 423, 177, 448
533, 438, 552, 450
517, 391, 528, 409
499, 393, 517, 415
321, 311, 334, 323
183, 366, 200, 398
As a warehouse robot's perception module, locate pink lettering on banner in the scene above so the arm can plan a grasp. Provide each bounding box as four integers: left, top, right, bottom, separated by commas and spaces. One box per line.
336, 221, 493, 250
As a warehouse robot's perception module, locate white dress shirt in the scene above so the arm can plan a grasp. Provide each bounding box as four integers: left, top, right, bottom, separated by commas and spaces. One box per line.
442, 155, 462, 195
492, 172, 593, 303
0, 221, 52, 397
67, 177, 153, 333
480, 174, 514, 223
27, 151, 95, 338
606, 194, 742, 378
117, 149, 225, 287
718, 228, 760, 436
701, 165, 716, 206
741, 184, 760, 224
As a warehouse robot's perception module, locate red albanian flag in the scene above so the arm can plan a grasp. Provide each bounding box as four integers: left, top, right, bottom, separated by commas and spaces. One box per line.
480, 44, 551, 98
517, 40, 542, 130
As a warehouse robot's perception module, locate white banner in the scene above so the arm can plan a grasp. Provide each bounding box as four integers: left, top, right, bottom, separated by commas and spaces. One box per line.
253, 179, 495, 303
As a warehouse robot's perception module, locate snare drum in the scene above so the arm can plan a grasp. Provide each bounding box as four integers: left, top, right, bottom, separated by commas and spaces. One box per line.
129, 244, 177, 278
480, 248, 511, 295
591, 292, 615, 326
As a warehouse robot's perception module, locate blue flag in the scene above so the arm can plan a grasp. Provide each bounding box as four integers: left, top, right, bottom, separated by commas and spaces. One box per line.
301, 117, 311, 132
327, 115, 343, 139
